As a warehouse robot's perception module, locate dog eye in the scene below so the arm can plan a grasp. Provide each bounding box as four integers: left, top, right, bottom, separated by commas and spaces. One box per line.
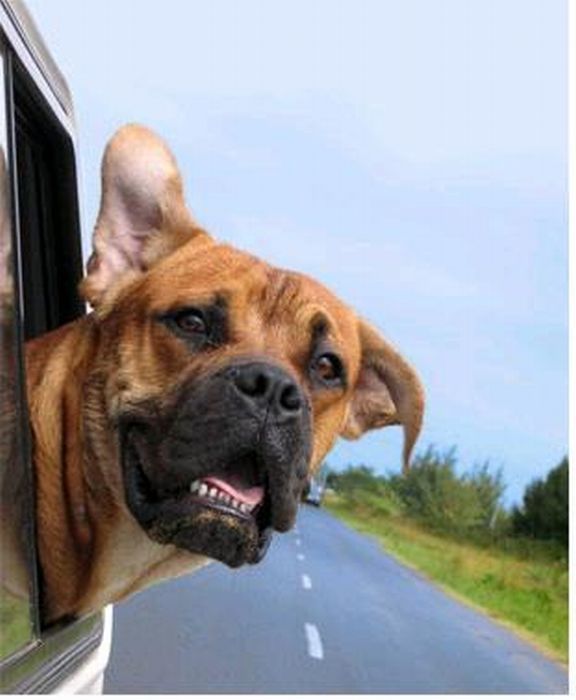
312, 352, 343, 384
172, 309, 207, 335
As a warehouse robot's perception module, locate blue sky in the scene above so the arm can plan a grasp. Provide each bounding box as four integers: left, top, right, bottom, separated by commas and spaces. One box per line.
26, 0, 567, 506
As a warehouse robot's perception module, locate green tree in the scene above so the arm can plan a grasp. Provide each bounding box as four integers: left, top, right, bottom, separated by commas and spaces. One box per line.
391, 446, 506, 534
328, 465, 381, 494
329, 464, 404, 517
464, 461, 506, 529
512, 457, 568, 546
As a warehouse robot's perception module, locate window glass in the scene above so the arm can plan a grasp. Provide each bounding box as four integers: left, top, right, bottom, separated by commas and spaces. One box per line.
0, 49, 36, 661
14, 66, 84, 342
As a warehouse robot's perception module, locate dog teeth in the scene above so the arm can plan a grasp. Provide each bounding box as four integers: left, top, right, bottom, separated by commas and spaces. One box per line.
190, 481, 253, 515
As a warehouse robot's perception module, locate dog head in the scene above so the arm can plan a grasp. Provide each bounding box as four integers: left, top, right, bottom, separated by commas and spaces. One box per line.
79, 125, 424, 569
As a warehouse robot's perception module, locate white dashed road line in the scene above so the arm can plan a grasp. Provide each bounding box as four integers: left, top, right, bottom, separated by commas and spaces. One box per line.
304, 623, 324, 660
296, 526, 322, 660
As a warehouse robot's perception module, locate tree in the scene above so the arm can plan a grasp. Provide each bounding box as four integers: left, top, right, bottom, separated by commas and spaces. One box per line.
391, 446, 506, 534
463, 461, 506, 529
512, 457, 568, 546
328, 465, 381, 494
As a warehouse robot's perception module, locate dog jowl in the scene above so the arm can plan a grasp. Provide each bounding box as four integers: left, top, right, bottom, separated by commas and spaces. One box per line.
24, 125, 425, 622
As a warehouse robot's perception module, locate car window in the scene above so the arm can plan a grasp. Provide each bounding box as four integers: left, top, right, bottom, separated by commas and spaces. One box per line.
0, 44, 38, 664
0, 26, 104, 690
14, 61, 84, 341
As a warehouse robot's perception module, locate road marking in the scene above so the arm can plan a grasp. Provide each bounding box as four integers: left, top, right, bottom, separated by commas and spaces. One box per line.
297, 553, 305, 561
295, 538, 302, 547
301, 574, 312, 590
304, 623, 324, 660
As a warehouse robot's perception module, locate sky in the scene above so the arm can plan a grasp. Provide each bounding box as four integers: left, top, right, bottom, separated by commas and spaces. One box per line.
25, 0, 567, 506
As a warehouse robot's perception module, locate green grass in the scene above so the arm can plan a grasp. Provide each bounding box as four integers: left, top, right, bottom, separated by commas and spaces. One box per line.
325, 493, 568, 663
0, 592, 33, 659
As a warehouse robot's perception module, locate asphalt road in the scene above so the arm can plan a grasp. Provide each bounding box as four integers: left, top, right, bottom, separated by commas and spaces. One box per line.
104, 506, 568, 694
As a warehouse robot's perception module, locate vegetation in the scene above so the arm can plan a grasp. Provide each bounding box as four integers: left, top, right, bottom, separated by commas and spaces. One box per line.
512, 457, 568, 545
324, 449, 568, 662
387, 446, 507, 535
0, 593, 32, 659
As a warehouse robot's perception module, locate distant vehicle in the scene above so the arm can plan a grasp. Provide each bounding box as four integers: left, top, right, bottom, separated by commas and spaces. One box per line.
0, 0, 112, 692
305, 476, 325, 507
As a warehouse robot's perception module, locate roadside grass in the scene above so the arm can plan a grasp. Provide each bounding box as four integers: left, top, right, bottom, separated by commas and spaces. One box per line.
324, 493, 568, 663
0, 594, 32, 659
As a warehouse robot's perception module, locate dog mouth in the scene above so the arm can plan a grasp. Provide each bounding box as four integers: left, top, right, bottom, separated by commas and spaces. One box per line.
122, 431, 276, 567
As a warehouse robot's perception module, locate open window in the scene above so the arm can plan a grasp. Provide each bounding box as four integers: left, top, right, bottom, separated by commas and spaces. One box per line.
14, 64, 84, 341
0, 1, 108, 693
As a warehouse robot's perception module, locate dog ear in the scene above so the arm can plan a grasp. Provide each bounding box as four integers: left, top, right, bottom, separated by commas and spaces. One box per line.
81, 124, 210, 308
341, 320, 425, 472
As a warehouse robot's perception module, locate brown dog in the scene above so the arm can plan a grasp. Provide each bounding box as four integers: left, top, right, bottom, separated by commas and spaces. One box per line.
24, 125, 424, 624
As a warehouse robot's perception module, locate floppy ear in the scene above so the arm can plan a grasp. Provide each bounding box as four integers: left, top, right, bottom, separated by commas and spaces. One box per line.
341, 320, 425, 472
80, 124, 210, 308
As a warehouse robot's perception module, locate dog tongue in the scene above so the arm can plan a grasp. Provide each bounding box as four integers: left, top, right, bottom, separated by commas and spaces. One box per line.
204, 476, 264, 507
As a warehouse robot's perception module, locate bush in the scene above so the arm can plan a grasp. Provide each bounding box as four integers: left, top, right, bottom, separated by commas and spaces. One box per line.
389, 446, 505, 535
327, 465, 404, 517
328, 465, 381, 494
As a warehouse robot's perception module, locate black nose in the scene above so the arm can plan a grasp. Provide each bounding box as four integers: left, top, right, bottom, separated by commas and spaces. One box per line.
231, 362, 303, 416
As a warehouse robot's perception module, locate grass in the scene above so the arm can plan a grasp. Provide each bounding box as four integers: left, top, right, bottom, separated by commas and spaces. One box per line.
0, 593, 33, 659
325, 492, 568, 663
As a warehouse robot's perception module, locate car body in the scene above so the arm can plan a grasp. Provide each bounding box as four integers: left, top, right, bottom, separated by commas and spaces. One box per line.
305, 477, 325, 507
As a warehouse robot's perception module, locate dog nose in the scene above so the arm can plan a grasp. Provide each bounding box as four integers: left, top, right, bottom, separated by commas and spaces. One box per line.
231, 362, 303, 416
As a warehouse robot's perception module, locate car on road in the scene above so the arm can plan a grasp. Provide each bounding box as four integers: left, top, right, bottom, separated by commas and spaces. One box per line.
304, 476, 325, 506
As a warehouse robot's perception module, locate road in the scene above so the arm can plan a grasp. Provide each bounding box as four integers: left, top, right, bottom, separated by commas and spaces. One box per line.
104, 506, 568, 693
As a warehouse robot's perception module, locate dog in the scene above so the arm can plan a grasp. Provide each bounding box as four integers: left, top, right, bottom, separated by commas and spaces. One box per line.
20, 125, 424, 624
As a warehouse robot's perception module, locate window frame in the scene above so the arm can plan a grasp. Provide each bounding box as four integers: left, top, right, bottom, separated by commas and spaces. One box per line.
0, 3, 104, 693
